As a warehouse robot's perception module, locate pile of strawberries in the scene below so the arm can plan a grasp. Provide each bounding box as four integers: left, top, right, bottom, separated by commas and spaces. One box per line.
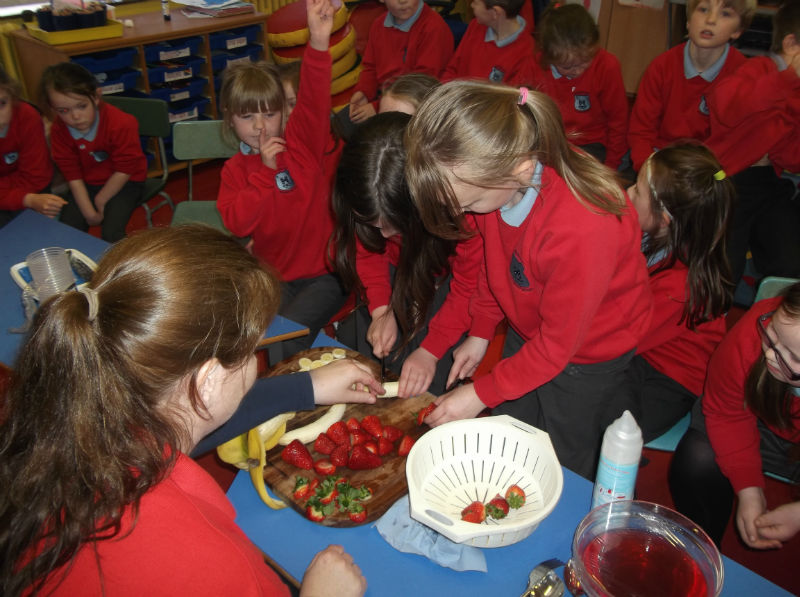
280, 414, 417, 477
461, 485, 526, 524
293, 474, 374, 523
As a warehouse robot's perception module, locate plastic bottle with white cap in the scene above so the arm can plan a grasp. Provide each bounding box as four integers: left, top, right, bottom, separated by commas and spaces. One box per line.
591, 410, 643, 509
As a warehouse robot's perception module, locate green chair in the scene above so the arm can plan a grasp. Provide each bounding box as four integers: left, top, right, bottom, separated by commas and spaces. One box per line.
754, 276, 799, 303
169, 120, 237, 232
102, 95, 174, 227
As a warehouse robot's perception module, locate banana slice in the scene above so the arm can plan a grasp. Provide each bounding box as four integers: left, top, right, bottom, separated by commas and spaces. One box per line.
381, 381, 400, 398
332, 348, 346, 359
298, 357, 313, 370
320, 352, 334, 362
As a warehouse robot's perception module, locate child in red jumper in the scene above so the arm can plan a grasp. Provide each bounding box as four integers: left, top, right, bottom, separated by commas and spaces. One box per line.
42, 62, 146, 243
0, 67, 65, 228
706, 0, 800, 288
406, 81, 652, 479
625, 143, 734, 442
669, 282, 800, 548
441, 0, 535, 87
333, 112, 491, 397
527, 2, 628, 169
628, 0, 755, 172
378, 72, 440, 115
347, 0, 453, 124
217, 15, 347, 359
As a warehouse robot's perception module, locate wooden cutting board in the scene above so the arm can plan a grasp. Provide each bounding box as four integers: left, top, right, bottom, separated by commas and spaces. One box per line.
262, 347, 437, 527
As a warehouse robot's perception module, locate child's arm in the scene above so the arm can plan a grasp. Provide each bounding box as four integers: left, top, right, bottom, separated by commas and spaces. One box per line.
350, 22, 379, 103
306, 0, 337, 52
628, 59, 667, 171
93, 171, 131, 215
22, 193, 67, 218
67, 179, 102, 225
597, 51, 629, 170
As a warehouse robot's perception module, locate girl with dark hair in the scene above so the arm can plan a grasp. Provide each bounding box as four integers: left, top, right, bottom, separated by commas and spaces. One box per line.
625, 143, 734, 441
670, 281, 800, 550
0, 225, 376, 596
333, 111, 490, 397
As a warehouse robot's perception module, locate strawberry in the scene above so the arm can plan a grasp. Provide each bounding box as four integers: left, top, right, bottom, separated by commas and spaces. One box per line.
345, 416, 362, 432
382, 424, 404, 442
307, 478, 320, 494
397, 435, 415, 457
316, 479, 339, 505
326, 421, 350, 446
364, 440, 378, 455
313, 433, 336, 455
360, 414, 383, 438
486, 495, 509, 519
313, 458, 336, 476
377, 436, 394, 456
330, 444, 350, 467
292, 476, 311, 501
281, 439, 313, 470
348, 444, 382, 470
306, 498, 326, 522
349, 429, 371, 446
505, 485, 526, 509
416, 403, 437, 426
348, 502, 367, 523
461, 501, 486, 524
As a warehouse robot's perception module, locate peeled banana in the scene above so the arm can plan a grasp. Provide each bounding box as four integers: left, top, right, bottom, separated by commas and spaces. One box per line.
217, 411, 296, 469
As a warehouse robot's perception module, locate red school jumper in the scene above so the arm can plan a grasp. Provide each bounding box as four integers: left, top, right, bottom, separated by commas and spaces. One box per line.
49, 102, 146, 186
529, 49, 628, 169
703, 296, 800, 493
217, 47, 333, 282
637, 260, 727, 397
441, 18, 535, 87
469, 166, 652, 408
0, 101, 53, 210
628, 42, 745, 171
352, 4, 453, 102
707, 55, 800, 177
34, 454, 290, 596
355, 216, 494, 358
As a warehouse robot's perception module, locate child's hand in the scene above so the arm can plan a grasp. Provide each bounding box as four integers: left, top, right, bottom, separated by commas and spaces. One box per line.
306, 0, 338, 51
349, 91, 368, 109
736, 486, 781, 549
399, 347, 437, 397
754, 501, 800, 544
85, 209, 104, 226
366, 305, 397, 358
22, 193, 68, 218
350, 102, 376, 123
259, 127, 286, 169
300, 545, 366, 597
446, 336, 489, 389
311, 359, 382, 405
426, 383, 485, 426
789, 51, 800, 78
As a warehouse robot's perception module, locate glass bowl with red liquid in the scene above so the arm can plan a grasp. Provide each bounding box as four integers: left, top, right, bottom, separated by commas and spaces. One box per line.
566, 500, 723, 597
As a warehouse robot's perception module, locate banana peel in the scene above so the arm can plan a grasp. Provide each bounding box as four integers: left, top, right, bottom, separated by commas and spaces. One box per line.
216, 412, 296, 469
247, 424, 288, 509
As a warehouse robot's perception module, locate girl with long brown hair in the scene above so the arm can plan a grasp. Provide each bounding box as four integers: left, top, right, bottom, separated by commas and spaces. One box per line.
404, 80, 652, 479
0, 225, 376, 596
670, 282, 800, 549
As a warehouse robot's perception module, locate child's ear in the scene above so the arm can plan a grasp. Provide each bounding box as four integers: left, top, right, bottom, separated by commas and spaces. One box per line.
195, 357, 222, 411
511, 158, 536, 184
783, 33, 799, 55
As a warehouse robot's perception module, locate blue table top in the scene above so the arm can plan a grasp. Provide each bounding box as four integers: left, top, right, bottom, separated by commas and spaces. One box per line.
225, 334, 791, 597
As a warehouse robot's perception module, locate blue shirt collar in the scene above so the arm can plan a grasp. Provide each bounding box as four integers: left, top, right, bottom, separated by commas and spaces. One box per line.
240, 141, 258, 155
684, 41, 729, 82
68, 109, 100, 142
383, 0, 423, 32
0, 123, 8, 138
770, 52, 787, 71
484, 16, 526, 48
791, 386, 800, 397
500, 161, 543, 226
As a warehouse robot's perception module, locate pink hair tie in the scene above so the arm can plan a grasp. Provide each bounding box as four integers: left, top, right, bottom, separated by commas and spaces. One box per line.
518, 87, 529, 105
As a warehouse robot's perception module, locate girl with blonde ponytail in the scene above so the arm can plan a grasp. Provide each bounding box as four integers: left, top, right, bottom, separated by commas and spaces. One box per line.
405, 80, 652, 479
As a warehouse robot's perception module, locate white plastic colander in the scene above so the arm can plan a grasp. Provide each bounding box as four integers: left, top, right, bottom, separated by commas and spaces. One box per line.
406, 415, 563, 547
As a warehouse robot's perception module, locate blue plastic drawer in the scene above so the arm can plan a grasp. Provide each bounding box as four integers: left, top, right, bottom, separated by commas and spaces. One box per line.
167, 97, 210, 124
147, 57, 206, 85
144, 36, 203, 63
73, 48, 137, 73
211, 44, 263, 72
96, 68, 140, 95
150, 78, 207, 103
209, 25, 260, 51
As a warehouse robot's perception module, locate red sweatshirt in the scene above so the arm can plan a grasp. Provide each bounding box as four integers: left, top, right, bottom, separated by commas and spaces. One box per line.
441, 18, 535, 87
470, 166, 652, 407
529, 49, 628, 169
50, 101, 146, 186
707, 55, 800, 177
353, 3, 453, 101
637, 260, 727, 397
628, 42, 746, 171
355, 217, 493, 358
0, 101, 53, 210
217, 48, 334, 281
704, 297, 800, 493
34, 454, 289, 596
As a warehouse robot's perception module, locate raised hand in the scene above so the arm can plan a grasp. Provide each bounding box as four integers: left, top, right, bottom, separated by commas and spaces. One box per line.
306, 0, 339, 51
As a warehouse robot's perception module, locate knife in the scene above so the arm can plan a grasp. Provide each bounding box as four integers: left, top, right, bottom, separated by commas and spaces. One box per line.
379, 356, 386, 385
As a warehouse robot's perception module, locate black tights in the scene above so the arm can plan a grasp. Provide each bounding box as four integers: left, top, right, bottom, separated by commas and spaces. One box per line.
668, 428, 734, 547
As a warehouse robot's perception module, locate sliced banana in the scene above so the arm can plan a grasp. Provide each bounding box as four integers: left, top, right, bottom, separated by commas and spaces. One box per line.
320, 352, 334, 362
332, 348, 346, 359
381, 381, 400, 398
298, 357, 313, 370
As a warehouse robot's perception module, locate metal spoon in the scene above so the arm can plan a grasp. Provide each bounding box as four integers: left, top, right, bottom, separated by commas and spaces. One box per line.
520, 558, 566, 597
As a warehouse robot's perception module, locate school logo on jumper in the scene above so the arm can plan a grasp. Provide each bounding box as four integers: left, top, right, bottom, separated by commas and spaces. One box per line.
489, 66, 505, 82
3, 151, 18, 165
574, 93, 591, 112
89, 151, 109, 162
509, 252, 530, 289
698, 95, 709, 116
275, 170, 295, 192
